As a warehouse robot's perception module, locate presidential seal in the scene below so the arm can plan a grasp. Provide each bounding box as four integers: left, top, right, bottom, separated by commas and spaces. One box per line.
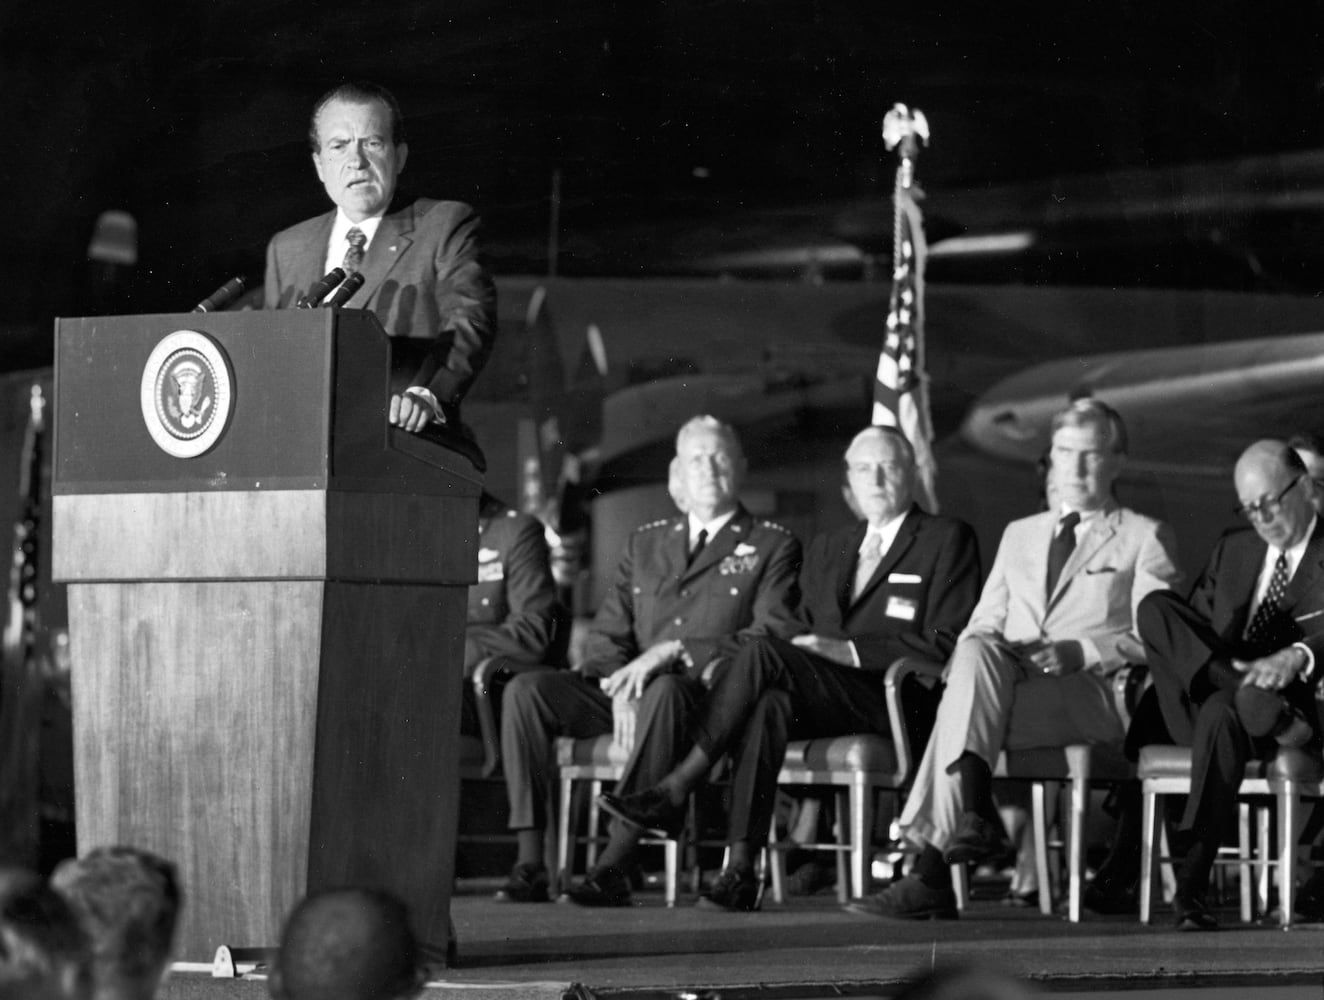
140, 331, 234, 458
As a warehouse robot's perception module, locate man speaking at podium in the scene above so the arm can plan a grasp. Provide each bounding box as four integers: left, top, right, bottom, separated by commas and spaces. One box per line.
264, 81, 496, 434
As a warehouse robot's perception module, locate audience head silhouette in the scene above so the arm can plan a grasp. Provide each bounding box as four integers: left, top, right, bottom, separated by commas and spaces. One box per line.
50, 846, 180, 1000
270, 888, 422, 1000
0, 866, 92, 1000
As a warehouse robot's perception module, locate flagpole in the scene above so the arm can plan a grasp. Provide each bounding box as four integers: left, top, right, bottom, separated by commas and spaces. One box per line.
873, 103, 939, 511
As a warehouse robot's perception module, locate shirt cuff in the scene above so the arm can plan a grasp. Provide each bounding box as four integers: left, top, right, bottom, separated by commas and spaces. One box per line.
404, 386, 445, 422
1293, 642, 1315, 681
1078, 638, 1101, 669
848, 640, 861, 668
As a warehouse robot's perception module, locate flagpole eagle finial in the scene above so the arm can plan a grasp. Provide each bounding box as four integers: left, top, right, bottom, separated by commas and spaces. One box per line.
882, 104, 930, 153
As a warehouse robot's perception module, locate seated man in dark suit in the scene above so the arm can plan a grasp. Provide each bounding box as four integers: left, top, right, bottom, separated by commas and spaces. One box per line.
496, 416, 802, 904
264, 81, 496, 433
1133, 439, 1324, 930
855, 399, 1181, 920
600, 426, 981, 910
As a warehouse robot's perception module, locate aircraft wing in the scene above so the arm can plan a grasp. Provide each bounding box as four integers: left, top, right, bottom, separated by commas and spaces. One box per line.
961, 331, 1324, 477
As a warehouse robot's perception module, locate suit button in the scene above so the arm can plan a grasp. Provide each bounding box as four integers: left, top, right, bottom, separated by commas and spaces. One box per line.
681, 589, 690, 597
674, 617, 683, 626
481, 598, 490, 606
730, 587, 739, 596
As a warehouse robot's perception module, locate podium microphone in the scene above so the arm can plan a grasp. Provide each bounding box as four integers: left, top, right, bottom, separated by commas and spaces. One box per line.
192, 276, 247, 313
322, 271, 364, 309
298, 267, 345, 308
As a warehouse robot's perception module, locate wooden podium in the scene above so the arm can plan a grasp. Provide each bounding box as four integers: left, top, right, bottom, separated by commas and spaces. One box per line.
50, 309, 481, 962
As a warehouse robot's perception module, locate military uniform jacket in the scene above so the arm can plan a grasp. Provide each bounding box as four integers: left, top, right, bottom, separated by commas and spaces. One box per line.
465, 501, 569, 671
798, 506, 982, 670
579, 505, 802, 679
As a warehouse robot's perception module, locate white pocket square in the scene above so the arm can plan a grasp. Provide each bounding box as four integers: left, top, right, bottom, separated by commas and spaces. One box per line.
734, 543, 757, 556
887, 572, 922, 584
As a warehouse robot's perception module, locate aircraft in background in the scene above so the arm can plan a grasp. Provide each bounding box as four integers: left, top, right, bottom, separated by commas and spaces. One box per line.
473, 271, 1324, 602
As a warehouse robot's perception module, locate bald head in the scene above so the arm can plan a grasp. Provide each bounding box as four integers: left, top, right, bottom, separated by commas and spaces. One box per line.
1233, 439, 1313, 551
271, 889, 420, 1000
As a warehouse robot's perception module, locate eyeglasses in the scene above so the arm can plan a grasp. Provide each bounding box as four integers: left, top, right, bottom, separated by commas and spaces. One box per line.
1233, 476, 1302, 521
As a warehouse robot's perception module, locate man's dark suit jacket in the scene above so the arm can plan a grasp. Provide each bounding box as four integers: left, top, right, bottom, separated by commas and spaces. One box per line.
465, 496, 569, 674
1187, 517, 1324, 701
263, 198, 497, 406
797, 505, 982, 669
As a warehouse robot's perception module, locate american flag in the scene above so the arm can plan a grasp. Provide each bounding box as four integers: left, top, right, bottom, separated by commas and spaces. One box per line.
872, 184, 939, 511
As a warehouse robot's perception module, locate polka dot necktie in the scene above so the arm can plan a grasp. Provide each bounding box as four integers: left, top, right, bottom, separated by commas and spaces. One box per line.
343, 227, 367, 274
1245, 551, 1290, 646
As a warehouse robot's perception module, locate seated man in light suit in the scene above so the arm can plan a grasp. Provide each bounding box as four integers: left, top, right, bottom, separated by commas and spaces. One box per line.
852, 398, 1182, 920
495, 416, 802, 904
264, 81, 496, 433
600, 426, 982, 910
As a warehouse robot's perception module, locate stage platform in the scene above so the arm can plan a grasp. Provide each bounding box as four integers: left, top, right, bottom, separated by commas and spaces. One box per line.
160, 877, 1324, 1000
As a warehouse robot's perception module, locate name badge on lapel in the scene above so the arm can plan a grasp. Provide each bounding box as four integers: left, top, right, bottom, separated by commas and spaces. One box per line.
886, 595, 918, 621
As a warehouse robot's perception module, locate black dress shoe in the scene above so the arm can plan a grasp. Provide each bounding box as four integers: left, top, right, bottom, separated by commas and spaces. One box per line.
493, 862, 551, 903
598, 788, 685, 838
564, 865, 632, 907
1173, 891, 1219, 931
942, 812, 1011, 866
844, 875, 959, 920
696, 866, 761, 912
1082, 875, 1139, 915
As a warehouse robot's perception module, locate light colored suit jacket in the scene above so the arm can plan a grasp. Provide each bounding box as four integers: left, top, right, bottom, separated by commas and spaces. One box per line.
962, 503, 1182, 673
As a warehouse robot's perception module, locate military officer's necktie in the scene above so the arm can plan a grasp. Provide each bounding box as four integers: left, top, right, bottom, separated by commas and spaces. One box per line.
1246, 551, 1290, 646
343, 227, 367, 274
686, 529, 708, 568
852, 530, 884, 601
1045, 511, 1081, 597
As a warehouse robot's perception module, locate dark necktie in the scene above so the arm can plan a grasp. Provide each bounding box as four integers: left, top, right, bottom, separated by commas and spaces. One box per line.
686, 529, 708, 568
1045, 511, 1081, 597
1246, 551, 1290, 646
343, 227, 367, 274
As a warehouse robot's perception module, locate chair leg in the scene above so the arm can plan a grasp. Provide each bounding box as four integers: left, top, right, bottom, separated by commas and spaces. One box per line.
832, 789, 850, 903
1238, 801, 1252, 924
1067, 755, 1089, 923
664, 837, 679, 907
768, 823, 786, 905
849, 780, 871, 903
1139, 784, 1159, 924
1256, 804, 1271, 916
586, 779, 603, 870
557, 776, 575, 894
1031, 781, 1053, 916
1279, 782, 1297, 929
951, 863, 968, 911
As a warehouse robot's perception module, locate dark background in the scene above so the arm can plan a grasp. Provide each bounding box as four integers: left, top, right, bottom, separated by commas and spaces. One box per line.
6, 0, 1324, 371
